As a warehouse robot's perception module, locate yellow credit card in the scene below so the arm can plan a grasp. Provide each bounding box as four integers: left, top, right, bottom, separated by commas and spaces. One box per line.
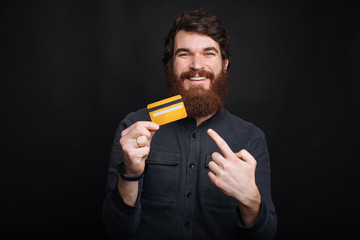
147, 95, 187, 126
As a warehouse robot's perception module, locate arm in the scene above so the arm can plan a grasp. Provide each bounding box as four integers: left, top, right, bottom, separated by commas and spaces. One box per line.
243, 129, 277, 239
207, 128, 277, 239
102, 113, 158, 239
118, 121, 159, 205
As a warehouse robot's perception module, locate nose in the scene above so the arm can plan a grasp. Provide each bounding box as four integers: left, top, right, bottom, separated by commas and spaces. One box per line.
190, 54, 204, 71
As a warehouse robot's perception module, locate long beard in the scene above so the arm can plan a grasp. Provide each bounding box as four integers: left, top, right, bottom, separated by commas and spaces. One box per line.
165, 65, 229, 118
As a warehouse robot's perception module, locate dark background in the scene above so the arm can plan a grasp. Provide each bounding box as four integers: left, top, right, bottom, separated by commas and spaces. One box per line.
1, 0, 359, 239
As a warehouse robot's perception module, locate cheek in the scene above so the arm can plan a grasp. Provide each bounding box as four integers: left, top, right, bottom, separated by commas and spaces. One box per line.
202, 58, 222, 74
208, 61, 223, 75
173, 60, 186, 76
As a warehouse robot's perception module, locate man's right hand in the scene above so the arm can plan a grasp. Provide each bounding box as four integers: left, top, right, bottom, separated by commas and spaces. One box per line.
119, 121, 159, 177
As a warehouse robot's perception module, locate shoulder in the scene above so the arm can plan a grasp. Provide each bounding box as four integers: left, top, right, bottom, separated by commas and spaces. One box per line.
221, 109, 261, 131
220, 108, 265, 140
126, 107, 151, 122
219, 109, 268, 154
116, 107, 151, 130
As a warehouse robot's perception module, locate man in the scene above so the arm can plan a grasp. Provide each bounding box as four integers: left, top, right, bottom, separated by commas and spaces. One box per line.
103, 10, 277, 240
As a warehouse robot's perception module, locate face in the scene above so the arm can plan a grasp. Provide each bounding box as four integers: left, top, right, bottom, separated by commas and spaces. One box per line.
173, 30, 229, 90
165, 30, 230, 118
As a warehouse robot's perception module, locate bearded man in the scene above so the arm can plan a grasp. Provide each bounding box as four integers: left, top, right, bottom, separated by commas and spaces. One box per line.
103, 10, 277, 240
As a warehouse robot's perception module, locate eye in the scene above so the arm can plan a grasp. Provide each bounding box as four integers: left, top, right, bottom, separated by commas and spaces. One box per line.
205, 52, 215, 56
178, 53, 189, 57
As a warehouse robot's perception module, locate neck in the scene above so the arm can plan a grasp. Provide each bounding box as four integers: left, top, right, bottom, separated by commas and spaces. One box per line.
195, 112, 216, 126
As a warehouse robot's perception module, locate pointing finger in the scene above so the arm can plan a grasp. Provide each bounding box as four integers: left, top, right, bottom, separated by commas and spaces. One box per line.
207, 128, 234, 159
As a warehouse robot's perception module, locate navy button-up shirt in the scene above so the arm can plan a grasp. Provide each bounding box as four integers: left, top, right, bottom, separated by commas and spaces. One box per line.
103, 108, 277, 240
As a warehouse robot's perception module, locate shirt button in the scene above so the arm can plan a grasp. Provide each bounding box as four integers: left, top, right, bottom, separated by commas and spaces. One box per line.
186, 192, 192, 198
192, 132, 196, 138
189, 163, 195, 169
185, 222, 190, 228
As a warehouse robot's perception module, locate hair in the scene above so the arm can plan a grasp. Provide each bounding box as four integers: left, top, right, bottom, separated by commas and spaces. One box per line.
162, 9, 231, 68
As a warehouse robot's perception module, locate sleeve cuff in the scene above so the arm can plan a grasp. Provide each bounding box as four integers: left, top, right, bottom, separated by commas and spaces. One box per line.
110, 183, 141, 217
236, 201, 268, 232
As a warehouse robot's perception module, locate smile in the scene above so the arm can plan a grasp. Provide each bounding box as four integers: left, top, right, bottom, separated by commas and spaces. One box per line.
189, 77, 207, 81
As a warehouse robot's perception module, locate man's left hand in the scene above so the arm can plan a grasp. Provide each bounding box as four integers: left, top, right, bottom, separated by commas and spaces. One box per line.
207, 128, 261, 226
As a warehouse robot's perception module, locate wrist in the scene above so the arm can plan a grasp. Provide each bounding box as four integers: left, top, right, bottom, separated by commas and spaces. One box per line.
236, 188, 261, 227
117, 176, 139, 207
118, 162, 144, 181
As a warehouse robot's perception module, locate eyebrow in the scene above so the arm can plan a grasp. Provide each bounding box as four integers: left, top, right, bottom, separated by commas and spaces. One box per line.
203, 47, 219, 53
174, 47, 219, 55
174, 48, 190, 55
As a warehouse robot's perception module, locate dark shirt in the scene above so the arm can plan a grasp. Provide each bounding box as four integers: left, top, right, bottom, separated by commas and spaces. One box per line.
103, 108, 277, 240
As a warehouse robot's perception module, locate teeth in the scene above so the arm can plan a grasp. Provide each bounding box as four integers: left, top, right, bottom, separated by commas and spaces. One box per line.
190, 77, 206, 81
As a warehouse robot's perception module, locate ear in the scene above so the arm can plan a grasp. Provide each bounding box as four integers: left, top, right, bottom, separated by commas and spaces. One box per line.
223, 58, 229, 71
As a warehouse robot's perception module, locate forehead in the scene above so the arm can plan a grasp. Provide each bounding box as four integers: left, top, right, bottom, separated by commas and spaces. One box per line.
174, 30, 220, 52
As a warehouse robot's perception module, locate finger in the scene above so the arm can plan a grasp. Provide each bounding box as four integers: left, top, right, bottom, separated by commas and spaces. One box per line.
122, 121, 159, 137
235, 149, 256, 165
208, 160, 222, 176
149, 129, 157, 138
136, 146, 151, 159
136, 135, 150, 148
207, 128, 234, 158
125, 125, 158, 142
208, 171, 218, 186
211, 152, 224, 166
127, 146, 150, 162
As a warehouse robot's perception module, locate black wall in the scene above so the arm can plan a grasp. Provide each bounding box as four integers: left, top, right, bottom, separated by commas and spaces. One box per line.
1, 0, 359, 239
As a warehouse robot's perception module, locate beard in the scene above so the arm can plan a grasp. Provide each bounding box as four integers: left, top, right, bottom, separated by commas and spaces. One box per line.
165, 64, 229, 118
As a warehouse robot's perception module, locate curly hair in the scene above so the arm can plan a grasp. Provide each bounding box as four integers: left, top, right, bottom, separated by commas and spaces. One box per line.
162, 10, 231, 68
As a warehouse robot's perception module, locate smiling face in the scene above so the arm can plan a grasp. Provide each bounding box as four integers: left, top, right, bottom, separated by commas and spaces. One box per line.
165, 30, 230, 119
172, 30, 229, 91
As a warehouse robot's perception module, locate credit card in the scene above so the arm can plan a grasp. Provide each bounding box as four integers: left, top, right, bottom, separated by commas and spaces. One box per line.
147, 95, 187, 126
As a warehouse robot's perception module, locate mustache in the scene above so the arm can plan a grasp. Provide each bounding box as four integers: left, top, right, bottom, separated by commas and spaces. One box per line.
180, 69, 214, 80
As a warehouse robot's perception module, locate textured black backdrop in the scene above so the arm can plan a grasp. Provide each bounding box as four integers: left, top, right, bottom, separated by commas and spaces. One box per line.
1, 0, 359, 239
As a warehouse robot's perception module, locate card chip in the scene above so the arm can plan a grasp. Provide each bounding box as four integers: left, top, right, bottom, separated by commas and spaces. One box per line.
147, 95, 187, 126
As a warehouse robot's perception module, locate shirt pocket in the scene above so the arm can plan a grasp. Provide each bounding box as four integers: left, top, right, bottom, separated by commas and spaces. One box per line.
142, 147, 180, 204
201, 153, 238, 209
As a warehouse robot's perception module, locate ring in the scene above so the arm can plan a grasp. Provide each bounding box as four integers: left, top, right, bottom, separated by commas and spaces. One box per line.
136, 137, 141, 147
